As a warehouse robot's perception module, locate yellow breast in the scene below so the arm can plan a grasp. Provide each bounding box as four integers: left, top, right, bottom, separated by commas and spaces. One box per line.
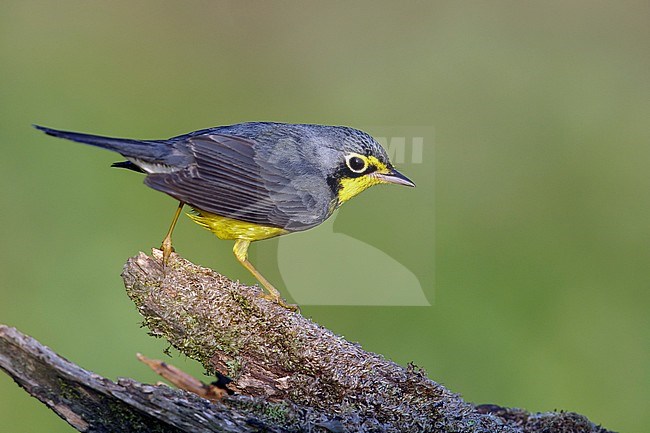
188, 209, 288, 241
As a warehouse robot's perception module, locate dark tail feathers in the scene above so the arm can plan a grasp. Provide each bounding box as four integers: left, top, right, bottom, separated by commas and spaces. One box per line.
33, 125, 165, 160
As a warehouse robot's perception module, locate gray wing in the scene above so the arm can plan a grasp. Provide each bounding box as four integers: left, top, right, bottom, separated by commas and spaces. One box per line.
144, 134, 336, 231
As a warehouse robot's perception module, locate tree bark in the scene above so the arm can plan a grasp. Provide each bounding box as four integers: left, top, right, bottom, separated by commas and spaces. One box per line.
0, 250, 614, 433
0, 325, 341, 432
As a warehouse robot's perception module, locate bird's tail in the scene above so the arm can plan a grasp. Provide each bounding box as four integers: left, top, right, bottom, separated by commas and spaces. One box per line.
33, 125, 166, 160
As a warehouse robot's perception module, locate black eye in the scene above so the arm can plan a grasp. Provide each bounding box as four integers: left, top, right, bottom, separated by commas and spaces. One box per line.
346, 155, 367, 173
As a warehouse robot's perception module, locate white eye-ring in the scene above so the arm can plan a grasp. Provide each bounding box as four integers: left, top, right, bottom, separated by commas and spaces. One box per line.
345, 153, 368, 173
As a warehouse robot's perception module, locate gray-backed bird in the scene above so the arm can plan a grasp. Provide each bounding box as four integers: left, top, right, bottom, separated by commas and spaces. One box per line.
35, 122, 415, 309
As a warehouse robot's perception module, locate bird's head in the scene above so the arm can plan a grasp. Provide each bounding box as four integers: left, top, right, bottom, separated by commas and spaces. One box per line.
328, 127, 415, 205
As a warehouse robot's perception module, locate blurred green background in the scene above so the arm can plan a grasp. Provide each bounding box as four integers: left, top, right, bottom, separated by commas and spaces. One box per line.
1, 1, 648, 432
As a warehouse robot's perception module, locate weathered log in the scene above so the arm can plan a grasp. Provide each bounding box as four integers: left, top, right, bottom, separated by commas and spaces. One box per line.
0, 325, 346, 432
119, 250, 613, 433
0, 250, 614, 432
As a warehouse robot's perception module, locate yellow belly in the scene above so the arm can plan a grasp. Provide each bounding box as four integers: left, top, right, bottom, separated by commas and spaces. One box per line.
188, 209, 288, 241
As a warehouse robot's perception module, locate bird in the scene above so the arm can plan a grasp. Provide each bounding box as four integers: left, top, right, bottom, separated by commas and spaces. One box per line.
35, 122, 415, 309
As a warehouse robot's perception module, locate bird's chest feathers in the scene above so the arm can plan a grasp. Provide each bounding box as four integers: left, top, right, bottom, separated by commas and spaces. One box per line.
188, 210, 288, 241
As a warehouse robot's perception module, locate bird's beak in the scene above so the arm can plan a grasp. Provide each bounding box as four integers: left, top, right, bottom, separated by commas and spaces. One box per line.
373, 168, 416, 187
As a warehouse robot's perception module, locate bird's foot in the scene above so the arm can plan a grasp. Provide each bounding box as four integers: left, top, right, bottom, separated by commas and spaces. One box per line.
160, 237, 175, 266
259, 293, 300, 312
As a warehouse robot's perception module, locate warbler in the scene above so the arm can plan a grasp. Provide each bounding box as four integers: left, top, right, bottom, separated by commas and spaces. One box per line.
35, 122, 415, 309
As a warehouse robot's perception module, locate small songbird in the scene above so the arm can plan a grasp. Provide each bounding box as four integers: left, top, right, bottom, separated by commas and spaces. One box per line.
35, 122, 415, 309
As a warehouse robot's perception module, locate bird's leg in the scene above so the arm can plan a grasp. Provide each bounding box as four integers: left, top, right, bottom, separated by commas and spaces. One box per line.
233, 239, 299, 311
161, 201, 184, 265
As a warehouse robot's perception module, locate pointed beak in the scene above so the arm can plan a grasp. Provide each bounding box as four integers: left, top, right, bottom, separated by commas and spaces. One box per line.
373, 168, 416, 187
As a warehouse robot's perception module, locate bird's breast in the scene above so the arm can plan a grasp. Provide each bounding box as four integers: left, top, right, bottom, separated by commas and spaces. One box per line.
188, 209, 289, 241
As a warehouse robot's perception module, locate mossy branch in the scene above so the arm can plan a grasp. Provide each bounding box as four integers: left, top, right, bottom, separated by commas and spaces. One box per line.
118, 250, 614, 433
0, 250, 615, 432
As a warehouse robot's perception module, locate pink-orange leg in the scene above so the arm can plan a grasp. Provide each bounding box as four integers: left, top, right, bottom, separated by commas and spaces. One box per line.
233, 239, 299, 311
161, 202, 184, 264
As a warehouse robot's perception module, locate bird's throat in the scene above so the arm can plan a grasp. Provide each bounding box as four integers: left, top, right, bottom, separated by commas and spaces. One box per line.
336, 175, 383, 204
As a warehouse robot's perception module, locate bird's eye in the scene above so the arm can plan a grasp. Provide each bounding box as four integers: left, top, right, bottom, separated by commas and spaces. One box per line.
345, 154, 368, 173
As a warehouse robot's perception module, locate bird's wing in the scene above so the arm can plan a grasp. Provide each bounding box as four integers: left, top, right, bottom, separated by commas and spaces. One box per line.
144, 134, 334, 231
